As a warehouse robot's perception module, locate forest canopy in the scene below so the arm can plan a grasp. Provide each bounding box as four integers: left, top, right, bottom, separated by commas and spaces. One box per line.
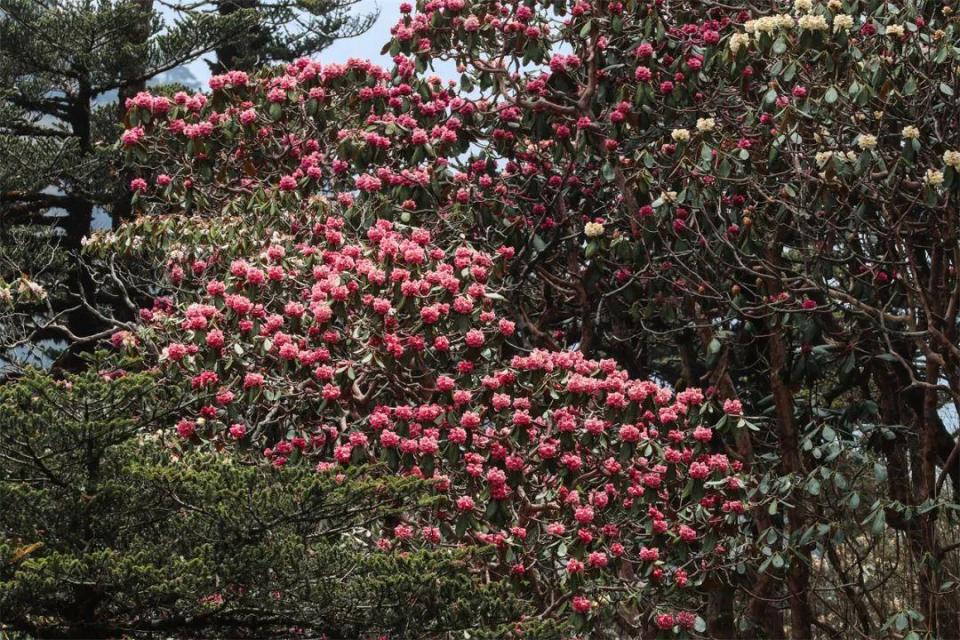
3, 0, 960, 638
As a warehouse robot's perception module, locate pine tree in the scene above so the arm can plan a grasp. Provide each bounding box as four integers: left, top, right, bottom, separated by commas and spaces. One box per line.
0, 0, 244, 243
201, 0, 378, 73
0, 0, 246, 361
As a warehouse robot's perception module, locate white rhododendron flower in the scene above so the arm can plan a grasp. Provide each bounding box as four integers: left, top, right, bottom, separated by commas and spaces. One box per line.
696, 118, 716, 133
729, 32, 751, 53
833, 14, 853, 31
17, 278, 47, 300
584, 222, 605, 238
857, 134, 878, 150
901, 126, 920, 140
799, 14, 828, 30
746, 15, 791, 33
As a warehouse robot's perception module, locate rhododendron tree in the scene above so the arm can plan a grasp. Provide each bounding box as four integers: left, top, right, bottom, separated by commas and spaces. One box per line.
388, 2, 960, 635
90, 193, 749, 634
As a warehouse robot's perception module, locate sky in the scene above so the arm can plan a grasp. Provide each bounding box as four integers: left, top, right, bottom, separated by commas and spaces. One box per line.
323, 0, 397, 66
180, 0, 438, 86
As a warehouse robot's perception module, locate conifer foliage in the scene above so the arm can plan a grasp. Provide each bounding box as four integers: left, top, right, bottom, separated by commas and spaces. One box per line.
0, 362, 525, 638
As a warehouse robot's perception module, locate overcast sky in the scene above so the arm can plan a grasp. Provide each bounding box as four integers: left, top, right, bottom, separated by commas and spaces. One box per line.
182, 1, 446, 85
323, 0, 396, 66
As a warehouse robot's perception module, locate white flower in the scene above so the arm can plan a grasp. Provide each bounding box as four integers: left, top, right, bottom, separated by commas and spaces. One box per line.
777, 14, 796, 29
827, 0, 842, 10
671, 128, 691, 142
0, 285, 11, 305
925, 169, 944, 185
885, 24, 905, 37
856, 134, 877, 150
661, 190, 678, 203
794, 0, 814, 12
943, 150, 960, 168
696, 117, 716, 133
729, 32, 751, 54
584, 222, 605, 238
798, 14, 828, 30
833, 14, 853, 32
17, 278, 47, 300
746, 15, 789, 33
815, 151, 834, 165
901, 126, 920, 140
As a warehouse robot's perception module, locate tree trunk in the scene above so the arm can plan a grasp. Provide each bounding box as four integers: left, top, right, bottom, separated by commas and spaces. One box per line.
768, 319, 814, 640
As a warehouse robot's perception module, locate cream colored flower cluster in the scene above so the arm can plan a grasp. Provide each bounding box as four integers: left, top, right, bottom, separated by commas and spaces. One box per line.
0, 276, 48, 304
798, 13, 829, 31
584, 221, 605, 238
925, 169, 944, 186
918, 150, 960, 186
696, 118, 716, 133
731, 5, 854, 53
832, 14, 854, 32
856, 134, 878, 150
815, 150, 857, 166
669, 118, 716, 144
729, 32, 751, 54
744, 14, 795, 35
